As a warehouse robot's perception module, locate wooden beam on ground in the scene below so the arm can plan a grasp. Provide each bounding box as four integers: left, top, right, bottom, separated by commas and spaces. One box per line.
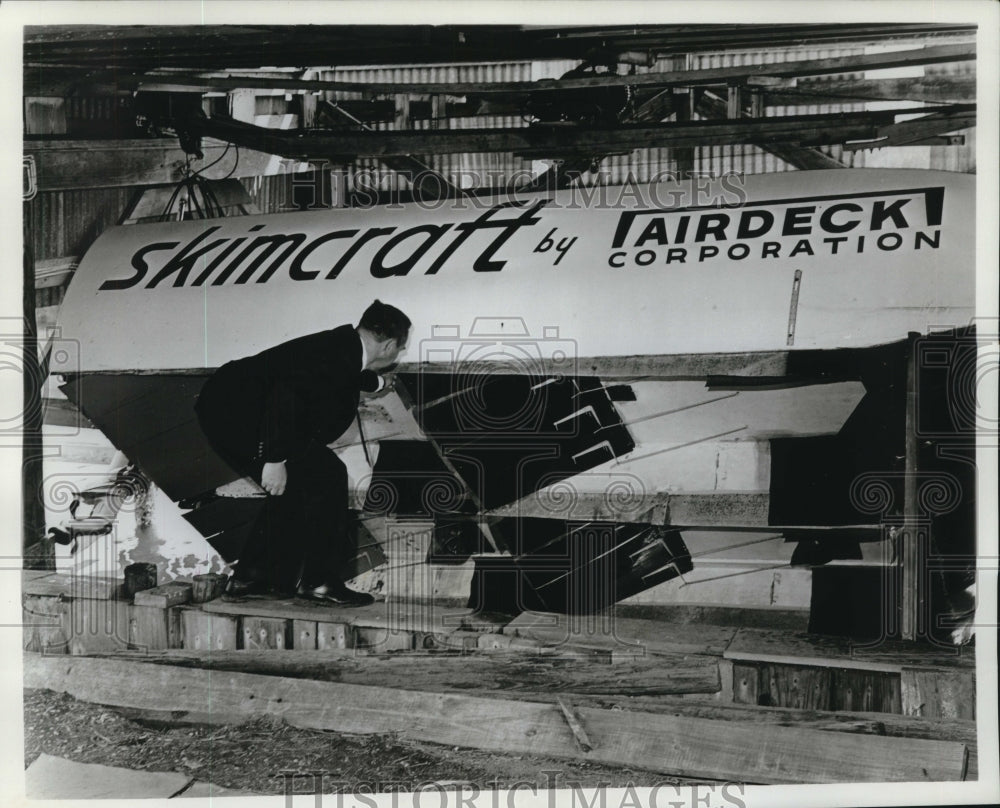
23, 137, 312, 192
505, 612, 738, 657
134, 43, 975, 96
23, 654, 969, 783
724, 627, 975, 674
79, 647, 722, 696
186, 107, 952, 162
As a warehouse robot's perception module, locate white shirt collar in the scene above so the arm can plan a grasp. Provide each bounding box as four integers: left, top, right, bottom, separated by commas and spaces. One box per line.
360, 337, 368, 371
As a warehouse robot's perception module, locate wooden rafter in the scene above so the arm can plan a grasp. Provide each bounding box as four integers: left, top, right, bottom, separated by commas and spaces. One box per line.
131, 43, 974, 96
183, 105, 971, 163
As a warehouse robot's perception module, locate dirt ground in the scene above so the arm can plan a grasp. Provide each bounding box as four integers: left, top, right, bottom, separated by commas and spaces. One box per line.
24, 688, 689, 795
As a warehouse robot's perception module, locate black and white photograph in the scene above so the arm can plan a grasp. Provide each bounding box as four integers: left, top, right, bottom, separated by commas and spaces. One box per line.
2, 2, 998, 805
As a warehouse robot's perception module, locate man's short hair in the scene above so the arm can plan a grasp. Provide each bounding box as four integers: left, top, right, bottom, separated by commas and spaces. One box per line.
359, 300, 411, 344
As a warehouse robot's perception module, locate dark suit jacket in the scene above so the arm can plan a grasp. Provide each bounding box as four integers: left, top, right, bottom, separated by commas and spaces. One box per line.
195, 324, 379, 464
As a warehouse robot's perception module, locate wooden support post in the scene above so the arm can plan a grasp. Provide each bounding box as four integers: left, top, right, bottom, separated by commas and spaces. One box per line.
317, 622, 353, 650
22, 193, 50, 570
750, 89, 765, 118
727, 84, 743, 119
902, 332, 921, 642
292, 620, 318, 650
182, 609, 238, 651
240, 616, 291, 650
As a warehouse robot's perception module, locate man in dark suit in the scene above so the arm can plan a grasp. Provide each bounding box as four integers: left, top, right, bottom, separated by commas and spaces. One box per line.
195, 300, 410, 605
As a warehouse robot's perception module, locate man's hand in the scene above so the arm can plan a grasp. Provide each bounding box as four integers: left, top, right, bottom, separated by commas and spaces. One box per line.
261, 461, 287, 496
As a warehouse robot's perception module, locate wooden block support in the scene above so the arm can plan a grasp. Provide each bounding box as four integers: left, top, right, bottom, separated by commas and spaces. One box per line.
63, 599, 131, 655
24, 654, 970, 784
23, 595, 69, 654
127, 605, 172, 651
23, 571, 121, 600
316, 622, 353, 650
240, 616, 291, 650
354, 626, 414, 652
133, 581, 193, 609
901, 668, 976, 720
182, 610, 238, 651
292, 620, 317, 651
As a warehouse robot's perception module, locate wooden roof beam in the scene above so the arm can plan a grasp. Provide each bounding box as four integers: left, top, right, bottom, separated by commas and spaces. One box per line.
184, 106, 970, 162
130, 42, 974, 96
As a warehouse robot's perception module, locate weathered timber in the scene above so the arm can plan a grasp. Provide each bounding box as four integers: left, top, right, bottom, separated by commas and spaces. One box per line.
24, 654, 968, 783
189, 107, 953, 163
22, 595, 69, 654
133, 581, 192, 609
63, 599, 131, 655
79, 647, 721, 697
181, 609, 238, 651
900, 668, 976, 720
506, 612, 737, 657
203, 596, 479, 636
23, 138, 309, 192
316, 621, 354, 650
724, 627, 975, 673
126, 605, 174, 651
22, 570, 121, 600
489, 491, 771, 527
136, 44, 975, 96
403, 351, 791, 379
733, 661, 902, 714
239, 616, 291, 650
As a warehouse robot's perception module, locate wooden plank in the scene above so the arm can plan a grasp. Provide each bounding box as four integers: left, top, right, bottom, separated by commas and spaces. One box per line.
724, 627, 975, 673
292, 620, 317, 651
316, 622, 353, 650
240, 616, 291, 650
23, 654, 969, 783
506, 612, 737, 657
142, 44, 975, 96
23, 595, 69, 654
22, 570, 121, 600
190, 107, 925, 162
133, 581, 192, 609
733, 662, 761, 706
181, 610, 238, 651
203, 596, 480, 637
900, 668, 976, 720
404, 351, 790, 380
24, 137, 310, 192
63, 599, 131, 655
78, 647, 720, 697
126, 605, 171, 651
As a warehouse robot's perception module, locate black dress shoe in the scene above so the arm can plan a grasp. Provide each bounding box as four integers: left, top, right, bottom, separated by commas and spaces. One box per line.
296, 581, 375, 606
221, 577, 272, 601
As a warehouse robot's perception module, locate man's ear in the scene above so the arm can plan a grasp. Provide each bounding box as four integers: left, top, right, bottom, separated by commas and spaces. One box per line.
378, 337, 398, 357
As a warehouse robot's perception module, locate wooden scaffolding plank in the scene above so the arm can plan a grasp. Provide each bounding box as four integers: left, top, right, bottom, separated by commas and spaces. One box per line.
22, 571, 121, 600
24, 654, 968, 784
80, 647, 721, 697
724, 627, 975, 673
506, 612, 737, 657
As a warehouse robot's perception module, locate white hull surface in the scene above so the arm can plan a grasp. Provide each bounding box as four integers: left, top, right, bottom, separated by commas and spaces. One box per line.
53, 169, 974, 375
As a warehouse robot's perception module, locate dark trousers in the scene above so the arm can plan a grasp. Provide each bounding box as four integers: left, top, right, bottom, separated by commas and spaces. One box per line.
196, 403, 353, 591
